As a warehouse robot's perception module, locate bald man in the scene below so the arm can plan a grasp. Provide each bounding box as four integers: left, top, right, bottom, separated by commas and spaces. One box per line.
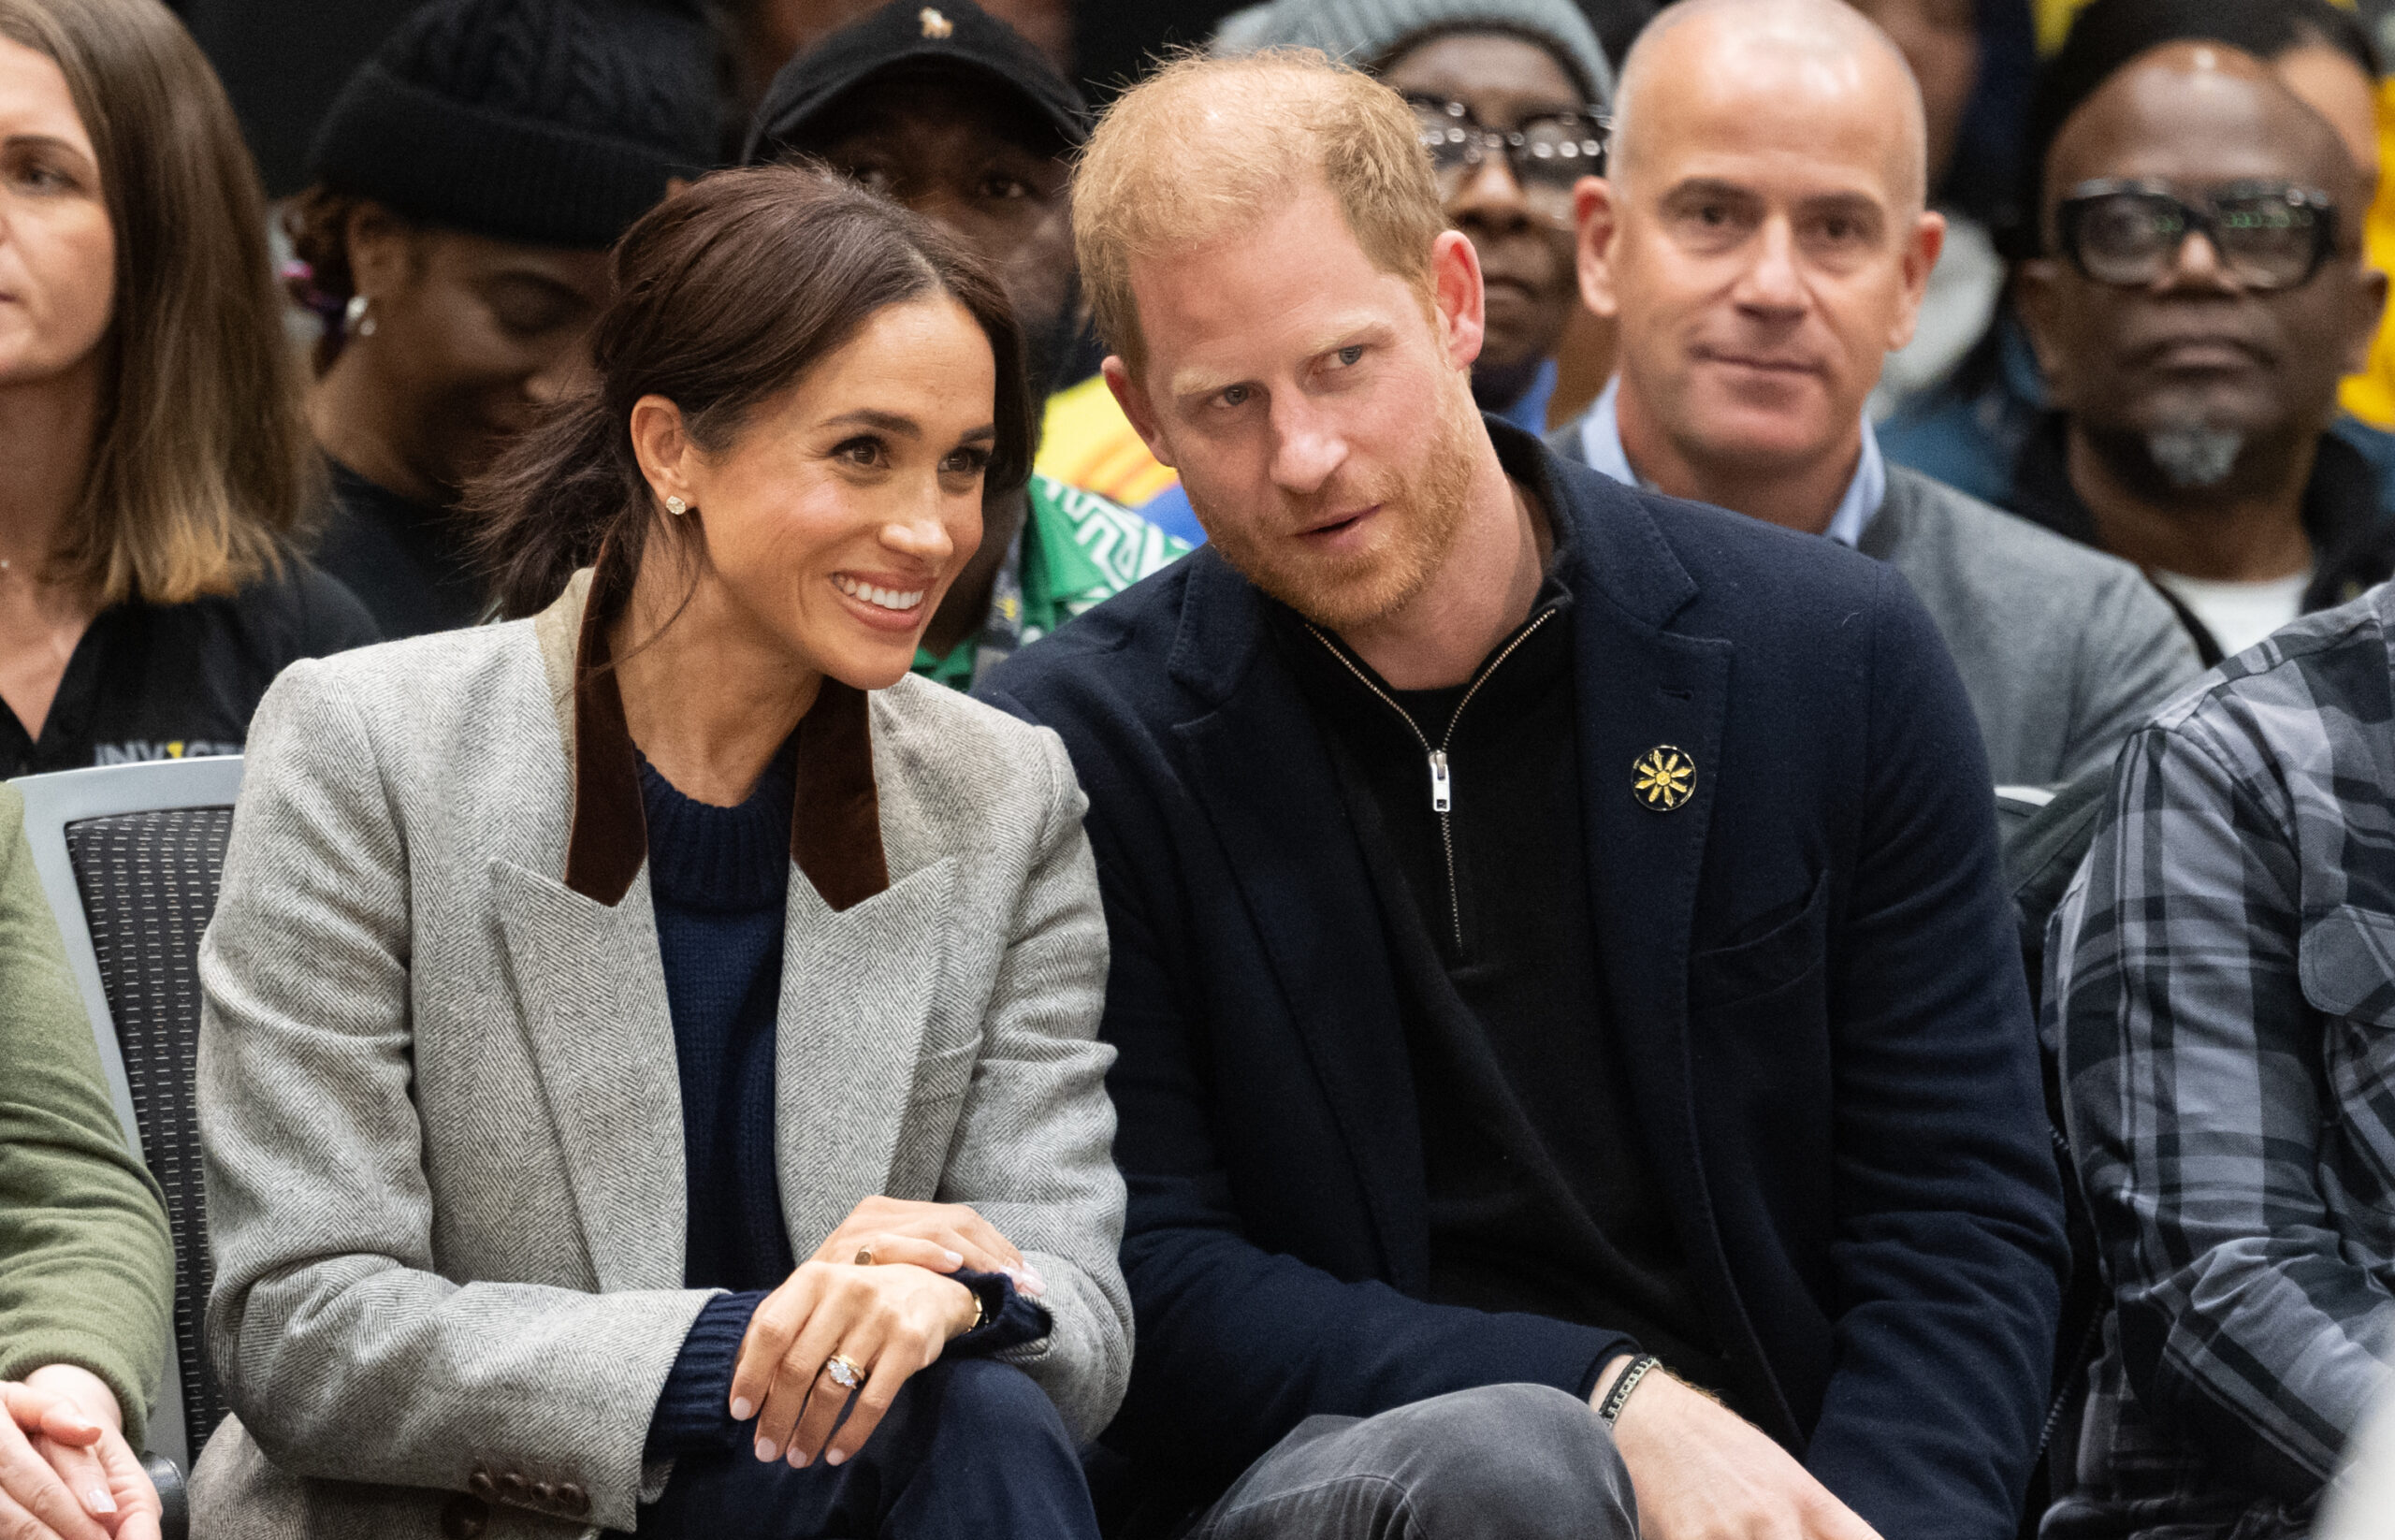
1876, 0, 2395, 603
2011, 42, 2388, 664
1554, 0, 2199, 787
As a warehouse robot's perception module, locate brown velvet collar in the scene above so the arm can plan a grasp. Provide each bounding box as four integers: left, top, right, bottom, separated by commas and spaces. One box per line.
562, 566, 892, 912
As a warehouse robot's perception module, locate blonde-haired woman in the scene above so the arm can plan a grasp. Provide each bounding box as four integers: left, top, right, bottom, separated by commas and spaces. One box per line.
0, 0, 375, 777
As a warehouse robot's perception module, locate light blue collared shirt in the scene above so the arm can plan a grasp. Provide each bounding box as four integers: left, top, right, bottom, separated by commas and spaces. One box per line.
1577, 375, 1886, 548
1490, 357, 1560, 439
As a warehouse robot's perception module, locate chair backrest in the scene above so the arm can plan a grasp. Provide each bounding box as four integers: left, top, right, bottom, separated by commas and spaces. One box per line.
14, 757, 245, 1474
1995, 767, 2118, 1534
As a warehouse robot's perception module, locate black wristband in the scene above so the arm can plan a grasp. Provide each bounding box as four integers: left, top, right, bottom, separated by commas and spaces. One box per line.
1597, 1354, 1662, 1425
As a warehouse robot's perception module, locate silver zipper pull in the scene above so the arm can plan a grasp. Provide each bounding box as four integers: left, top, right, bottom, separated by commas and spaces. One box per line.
1430, 749, 1452, 812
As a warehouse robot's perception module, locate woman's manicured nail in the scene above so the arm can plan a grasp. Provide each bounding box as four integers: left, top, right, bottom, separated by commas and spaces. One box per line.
85, 1486, 115, 1515
941, 1249, 964, 1268
730, 1397, 753, 1421
789, 1446, 807, 1468
754, 1437, 777, 1462
826, 1448, 848, 1467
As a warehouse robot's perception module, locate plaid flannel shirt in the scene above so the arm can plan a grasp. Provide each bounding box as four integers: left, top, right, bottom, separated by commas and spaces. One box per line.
2044, 587, 2395, 1540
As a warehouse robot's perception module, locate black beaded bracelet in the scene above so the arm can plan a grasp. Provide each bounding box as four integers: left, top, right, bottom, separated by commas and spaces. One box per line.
1597, 1354, 1662, 1425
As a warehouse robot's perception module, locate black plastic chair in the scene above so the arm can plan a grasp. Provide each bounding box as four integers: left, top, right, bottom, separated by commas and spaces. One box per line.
1996, 770, 2117, 1539
17, 755, 246, 1540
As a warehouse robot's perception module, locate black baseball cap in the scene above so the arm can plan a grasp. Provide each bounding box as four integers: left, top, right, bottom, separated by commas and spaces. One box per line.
744, 0, 1088, 165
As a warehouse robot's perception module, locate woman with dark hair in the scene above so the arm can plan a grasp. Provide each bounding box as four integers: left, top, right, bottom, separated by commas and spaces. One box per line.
192, 162, 1125, 1540
0, 0, 375, 777
290, 0, 725, 638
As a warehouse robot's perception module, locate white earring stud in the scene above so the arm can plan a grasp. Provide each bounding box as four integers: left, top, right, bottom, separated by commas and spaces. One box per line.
344, 293, 375, 338
664, 495, 688, 516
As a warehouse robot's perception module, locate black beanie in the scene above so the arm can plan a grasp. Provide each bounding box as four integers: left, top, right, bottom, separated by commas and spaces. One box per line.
308, 0, 723, 251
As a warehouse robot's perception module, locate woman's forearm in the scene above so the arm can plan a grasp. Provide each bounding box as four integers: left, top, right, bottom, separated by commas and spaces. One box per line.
0, 801, 175, 1445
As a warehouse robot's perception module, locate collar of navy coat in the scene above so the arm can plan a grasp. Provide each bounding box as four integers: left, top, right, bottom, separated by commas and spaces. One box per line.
1163, 422, 1705, 706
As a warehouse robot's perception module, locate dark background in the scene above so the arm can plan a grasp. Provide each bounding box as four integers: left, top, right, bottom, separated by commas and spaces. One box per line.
168, 0, 1665, 198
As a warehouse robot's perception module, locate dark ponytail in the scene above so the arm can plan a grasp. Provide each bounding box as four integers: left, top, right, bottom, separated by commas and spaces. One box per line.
470, 162, 1034, 619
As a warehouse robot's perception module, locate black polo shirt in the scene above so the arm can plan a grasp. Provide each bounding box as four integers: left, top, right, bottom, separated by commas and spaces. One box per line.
0, 562, 380, 777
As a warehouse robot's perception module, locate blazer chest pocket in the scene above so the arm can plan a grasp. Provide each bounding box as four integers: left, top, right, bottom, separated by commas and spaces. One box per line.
885, 1035, 981, 1200
907, 1033, 981, 1113
1686, 872, 1834, 1195
1689, 871, 1831, 1012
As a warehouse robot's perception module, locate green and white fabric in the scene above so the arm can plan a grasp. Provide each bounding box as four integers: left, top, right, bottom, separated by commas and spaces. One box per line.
916, 474, 1193, 690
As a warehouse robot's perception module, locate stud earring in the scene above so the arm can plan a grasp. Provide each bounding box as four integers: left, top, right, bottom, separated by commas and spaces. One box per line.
664, 496, 688, 516
344, 293, 376, 338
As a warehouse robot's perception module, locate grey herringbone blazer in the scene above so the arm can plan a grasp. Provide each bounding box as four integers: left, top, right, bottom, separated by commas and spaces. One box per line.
189, 573, 1130, 1538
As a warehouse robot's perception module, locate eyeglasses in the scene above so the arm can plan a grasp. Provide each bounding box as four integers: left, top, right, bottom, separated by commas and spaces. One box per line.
1405, 94, 1609, 217
2054, 179, 2339, 292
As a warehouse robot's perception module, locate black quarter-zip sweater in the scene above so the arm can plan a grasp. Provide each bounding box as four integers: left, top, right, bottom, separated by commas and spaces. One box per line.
1271, 546, 1732, 1403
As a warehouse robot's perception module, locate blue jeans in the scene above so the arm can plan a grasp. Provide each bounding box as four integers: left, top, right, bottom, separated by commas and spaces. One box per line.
618, 1358, 1099, 1539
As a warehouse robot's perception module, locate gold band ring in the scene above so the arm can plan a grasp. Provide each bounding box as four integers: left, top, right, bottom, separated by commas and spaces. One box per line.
854, 1247, 875, 1266
823, 1355, 867, 1391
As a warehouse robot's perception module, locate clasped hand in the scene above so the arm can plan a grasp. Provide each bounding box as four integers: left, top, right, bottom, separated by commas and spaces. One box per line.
728, 1197, 1036, 1472
0, 1366, 162, 1540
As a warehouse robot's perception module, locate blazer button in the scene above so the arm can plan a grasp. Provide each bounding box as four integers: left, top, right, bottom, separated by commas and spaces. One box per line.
499, 1471, 530, 1504
440, 1494, 488, 1539
558, 1482, 589, 1516
533, 1480, 556, 1505
466, 1467, 496, 1501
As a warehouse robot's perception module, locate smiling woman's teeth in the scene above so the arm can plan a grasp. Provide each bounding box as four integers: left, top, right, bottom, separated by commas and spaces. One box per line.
833, 574, 925, 613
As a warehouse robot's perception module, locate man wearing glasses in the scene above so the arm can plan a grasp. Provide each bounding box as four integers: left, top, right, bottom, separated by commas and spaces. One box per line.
1556, 0, 2199, 788
2012, 36, 2390, 665
1214, 0, 1612, 437
2038, 43, 2395, 1540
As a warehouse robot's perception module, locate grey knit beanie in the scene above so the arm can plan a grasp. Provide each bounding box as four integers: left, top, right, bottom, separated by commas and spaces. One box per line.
1214, 0, 1615, 107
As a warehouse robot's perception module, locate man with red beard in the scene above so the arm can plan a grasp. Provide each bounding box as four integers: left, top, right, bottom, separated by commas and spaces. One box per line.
980, 46, 2066, 1540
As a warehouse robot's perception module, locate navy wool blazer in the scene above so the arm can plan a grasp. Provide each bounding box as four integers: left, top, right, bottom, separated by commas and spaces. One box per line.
980, 424, 2068, 1539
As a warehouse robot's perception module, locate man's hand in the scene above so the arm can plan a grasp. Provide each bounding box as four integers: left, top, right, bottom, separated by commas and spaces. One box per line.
0, 1367, 163, 1540
1594, 1358, 1881, 1540
810, 1195, 1046, 1297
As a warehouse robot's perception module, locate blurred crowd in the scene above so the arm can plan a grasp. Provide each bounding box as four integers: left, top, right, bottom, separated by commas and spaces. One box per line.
4, 0, 2395, 1538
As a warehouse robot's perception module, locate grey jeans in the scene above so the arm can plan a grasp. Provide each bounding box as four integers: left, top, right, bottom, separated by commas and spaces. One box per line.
1186, 1383, 1639, 1538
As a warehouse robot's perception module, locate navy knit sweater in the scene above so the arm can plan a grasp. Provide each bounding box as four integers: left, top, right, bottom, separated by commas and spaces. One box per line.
637, 735, 1047, 1454
645, 736, 802, 1295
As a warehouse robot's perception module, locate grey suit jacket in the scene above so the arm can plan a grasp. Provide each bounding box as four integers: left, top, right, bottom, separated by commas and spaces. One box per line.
1548, 416, 2202, 785
190, 573, 1130, 1538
